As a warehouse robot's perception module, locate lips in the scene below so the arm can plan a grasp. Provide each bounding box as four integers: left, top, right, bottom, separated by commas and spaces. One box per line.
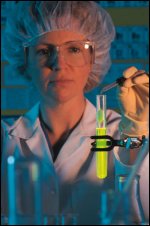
48, 80, 73, 85
50, 80, 70, 83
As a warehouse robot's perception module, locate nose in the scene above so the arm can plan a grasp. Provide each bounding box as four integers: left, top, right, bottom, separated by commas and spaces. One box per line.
48, 50, 66, 71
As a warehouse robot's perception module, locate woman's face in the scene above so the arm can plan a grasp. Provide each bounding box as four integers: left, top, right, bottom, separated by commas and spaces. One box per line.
27, 30, 93, 104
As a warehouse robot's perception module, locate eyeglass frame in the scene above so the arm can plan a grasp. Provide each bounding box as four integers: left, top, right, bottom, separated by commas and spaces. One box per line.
23, 40, 95, 68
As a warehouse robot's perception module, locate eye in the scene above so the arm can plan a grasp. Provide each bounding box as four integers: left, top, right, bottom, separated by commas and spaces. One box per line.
36, 49, 49, 56
68, 47, 81, 54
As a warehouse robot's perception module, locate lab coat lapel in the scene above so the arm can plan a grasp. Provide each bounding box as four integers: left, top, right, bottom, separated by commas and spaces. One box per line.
9, 103, 40, 139
25, 125, 53, 164
9, 102, 53, 164
54, 99, 97, 182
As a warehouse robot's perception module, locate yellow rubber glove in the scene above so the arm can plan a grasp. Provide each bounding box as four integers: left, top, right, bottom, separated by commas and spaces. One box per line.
117, 66, 149, 137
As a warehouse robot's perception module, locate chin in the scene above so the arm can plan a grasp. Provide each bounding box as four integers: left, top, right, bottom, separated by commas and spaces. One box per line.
54, 94, 72, 103
45, 90, 75, 104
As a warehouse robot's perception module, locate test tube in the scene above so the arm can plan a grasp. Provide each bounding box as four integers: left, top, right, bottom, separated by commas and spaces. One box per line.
7, 156, 17, 225
30, 162, 42, 225
13, 157, 42, 225
96, 95, 108, 179
116, 175, 131, 224
132, 175, 146, 224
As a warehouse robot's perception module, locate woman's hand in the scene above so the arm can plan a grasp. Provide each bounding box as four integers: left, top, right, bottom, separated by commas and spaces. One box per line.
117, 66, 149, 137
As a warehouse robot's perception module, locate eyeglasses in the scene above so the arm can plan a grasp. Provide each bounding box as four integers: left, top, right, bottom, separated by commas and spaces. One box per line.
34, 40, 95, 67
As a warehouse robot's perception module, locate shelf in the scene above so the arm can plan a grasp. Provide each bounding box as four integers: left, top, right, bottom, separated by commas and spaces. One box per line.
1, 109, 27, 116
112, 59, 149, 64
107, 7, 149, 26
1, 85, 28, 89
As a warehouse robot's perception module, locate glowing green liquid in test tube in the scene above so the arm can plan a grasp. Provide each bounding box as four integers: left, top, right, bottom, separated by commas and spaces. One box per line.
96, 95, 107, 179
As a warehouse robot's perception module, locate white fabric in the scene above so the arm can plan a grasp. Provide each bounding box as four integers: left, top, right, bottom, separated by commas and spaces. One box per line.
1, 99, 148, 224
1, 99, 122, 181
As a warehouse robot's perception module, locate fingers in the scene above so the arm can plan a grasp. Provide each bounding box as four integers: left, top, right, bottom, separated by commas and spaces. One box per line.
123, 66, 138, 78
132, 73, 149, 84
122, 66, 149, 88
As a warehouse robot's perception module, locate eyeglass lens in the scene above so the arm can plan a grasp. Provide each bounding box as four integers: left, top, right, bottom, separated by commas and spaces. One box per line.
37, 42, 94, 67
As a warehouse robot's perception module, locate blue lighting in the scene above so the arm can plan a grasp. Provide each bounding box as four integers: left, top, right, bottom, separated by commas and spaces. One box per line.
7, 156, 15, 164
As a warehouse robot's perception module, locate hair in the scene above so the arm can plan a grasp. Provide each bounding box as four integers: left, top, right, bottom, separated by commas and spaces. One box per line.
2, 1, 116, 92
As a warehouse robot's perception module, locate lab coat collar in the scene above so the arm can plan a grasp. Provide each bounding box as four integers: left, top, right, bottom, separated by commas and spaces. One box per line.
9, 99, 96, 139
8, 99, 96, 168
9, 102, 40, 139
8, 102, 54, 163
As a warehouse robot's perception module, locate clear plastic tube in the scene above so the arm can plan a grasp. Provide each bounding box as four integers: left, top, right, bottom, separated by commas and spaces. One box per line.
7, 156, 17, 225
96, 95, 108, 179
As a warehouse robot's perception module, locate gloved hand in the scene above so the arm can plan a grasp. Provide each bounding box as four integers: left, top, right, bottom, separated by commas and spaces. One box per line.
117, 66, 149, 137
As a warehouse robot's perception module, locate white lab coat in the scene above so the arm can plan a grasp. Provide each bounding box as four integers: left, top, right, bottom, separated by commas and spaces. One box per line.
1, 99, 148, 224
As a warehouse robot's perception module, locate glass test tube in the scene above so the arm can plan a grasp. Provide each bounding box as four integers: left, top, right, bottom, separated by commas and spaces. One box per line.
30, 162, 42, 225
115, 174, 146, 224
7, 157, 42, 225
7, 156, 17, 225
96, 95, 108, 179
16, 158, 42, 225
116, 175, 131, 224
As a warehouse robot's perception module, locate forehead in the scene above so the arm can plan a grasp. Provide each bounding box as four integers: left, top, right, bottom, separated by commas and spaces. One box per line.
30, 30, 86, 46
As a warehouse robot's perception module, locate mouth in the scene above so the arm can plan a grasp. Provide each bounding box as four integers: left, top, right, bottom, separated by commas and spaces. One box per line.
48, 80, 73, 86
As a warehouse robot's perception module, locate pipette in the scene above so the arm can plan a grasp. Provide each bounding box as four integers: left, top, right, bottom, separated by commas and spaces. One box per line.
100, 77, 126, 94
100, 72, 149, 94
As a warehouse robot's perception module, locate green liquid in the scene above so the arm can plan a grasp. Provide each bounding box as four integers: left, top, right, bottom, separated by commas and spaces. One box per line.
96, 128, 108, 179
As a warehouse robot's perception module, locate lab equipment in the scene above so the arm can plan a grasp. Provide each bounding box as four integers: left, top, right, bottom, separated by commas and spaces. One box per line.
116, 174, 147, 225
115, 175, 132, 224
3, 154, 61, 225
98, 174, 147, 225
96, 95, 108, 179
59, 214, 78, 225
100, 72, 149, 94
7, 156, 17, 225
92, 93, 147, 179
132, 175, 146, 224
43, 214, 78, 225
91, 135, 147, 151
107, 140, 149, 225
98, 189, 115, 225
1, 216, 8, 225
7, 156, 42, 225
100, 77, 126, 94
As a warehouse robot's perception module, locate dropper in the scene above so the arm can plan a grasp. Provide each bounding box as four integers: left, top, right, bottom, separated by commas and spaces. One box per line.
100, 72, 149, 94
100, 77, 126, 94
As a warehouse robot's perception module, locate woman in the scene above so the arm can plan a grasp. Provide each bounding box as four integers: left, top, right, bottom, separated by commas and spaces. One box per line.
1, 1, 149, 224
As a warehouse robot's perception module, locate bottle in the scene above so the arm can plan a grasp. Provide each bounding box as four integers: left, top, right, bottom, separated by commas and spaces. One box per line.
116, 174, 147, 225
7, 156, 43, 225
131, 175, 147, 225
116, 174, 132, 225
98, 189, 115, 225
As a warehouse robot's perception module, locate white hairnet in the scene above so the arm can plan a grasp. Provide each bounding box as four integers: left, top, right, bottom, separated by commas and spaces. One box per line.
2, 1, 116, 92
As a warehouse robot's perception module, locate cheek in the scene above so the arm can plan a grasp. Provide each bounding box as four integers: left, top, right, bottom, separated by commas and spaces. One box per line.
75, 65, 91, 86
27, 50, 49, 87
